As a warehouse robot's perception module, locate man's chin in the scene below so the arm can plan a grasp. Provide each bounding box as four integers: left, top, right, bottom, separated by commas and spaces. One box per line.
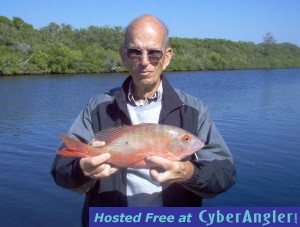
133, 73, 152, 83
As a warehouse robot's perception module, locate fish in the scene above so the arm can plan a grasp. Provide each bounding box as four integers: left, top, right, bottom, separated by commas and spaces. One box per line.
57, 123, 205, 168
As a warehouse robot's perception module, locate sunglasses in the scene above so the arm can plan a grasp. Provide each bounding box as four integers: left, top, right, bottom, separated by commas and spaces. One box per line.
125, 48, 165, 64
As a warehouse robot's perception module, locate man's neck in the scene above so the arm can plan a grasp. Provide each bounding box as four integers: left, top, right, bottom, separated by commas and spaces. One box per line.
132, 81, 162, 100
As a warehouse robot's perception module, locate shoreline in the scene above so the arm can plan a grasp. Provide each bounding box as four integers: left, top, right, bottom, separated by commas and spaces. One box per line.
2, 67, 300, 77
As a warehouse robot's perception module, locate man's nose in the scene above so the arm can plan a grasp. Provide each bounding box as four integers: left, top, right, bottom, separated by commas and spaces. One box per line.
139, 52, 150, 66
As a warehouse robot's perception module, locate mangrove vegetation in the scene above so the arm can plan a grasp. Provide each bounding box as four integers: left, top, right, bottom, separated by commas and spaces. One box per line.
1, 16, 300, 75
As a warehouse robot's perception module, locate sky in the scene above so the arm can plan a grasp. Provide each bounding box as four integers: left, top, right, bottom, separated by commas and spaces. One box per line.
1, 0, 300, 46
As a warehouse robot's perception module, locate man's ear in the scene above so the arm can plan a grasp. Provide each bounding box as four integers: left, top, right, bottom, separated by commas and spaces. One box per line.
162, 48, 173, 70
119, 47, 126, 65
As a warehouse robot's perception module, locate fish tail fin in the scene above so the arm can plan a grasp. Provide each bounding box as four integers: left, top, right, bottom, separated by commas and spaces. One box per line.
57, 133, 96, 158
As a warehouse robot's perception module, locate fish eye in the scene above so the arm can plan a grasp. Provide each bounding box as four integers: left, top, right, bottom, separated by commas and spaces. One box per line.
181, 135, 191, 142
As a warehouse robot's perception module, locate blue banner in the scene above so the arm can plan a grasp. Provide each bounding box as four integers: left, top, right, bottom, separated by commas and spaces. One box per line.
89, 207, 299, 226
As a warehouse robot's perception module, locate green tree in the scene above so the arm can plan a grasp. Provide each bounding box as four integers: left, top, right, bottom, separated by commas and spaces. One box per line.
262, 32, 276, 56
1, 16, 300, 75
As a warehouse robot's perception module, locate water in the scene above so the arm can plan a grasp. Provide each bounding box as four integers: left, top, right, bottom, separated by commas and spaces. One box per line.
1, 69, 300, 226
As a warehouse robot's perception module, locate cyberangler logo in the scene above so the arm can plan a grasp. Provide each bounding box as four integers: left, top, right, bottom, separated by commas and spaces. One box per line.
198, 209, 298, 226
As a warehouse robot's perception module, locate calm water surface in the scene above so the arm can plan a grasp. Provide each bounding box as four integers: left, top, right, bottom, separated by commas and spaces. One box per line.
1, 69, 300, 227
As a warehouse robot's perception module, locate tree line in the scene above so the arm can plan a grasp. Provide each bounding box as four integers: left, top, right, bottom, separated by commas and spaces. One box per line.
1, 16, 300, 75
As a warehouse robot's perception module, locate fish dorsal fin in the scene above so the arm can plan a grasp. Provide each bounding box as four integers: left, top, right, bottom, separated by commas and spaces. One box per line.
94, 123, 155, 143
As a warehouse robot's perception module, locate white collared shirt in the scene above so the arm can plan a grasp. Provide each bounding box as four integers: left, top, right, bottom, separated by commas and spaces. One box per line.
126, 81, 168, 207
127, 82, 163, 106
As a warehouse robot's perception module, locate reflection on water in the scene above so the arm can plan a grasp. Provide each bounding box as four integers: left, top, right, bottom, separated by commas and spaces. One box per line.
1, 69, 300, 226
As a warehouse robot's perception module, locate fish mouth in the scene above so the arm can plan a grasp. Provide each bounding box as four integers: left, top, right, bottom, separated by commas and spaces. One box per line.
192, 138, 205, 151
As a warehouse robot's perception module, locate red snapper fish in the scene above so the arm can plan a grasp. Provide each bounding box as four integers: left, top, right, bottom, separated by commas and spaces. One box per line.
57, 123, 205, 168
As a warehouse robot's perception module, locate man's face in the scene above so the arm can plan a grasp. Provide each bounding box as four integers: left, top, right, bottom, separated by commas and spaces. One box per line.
120, 25, 173, 92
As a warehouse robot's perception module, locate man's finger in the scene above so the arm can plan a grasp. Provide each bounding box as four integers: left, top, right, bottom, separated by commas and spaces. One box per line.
93, 164, 111, 178
90, 153, 111, 165
90, 140, 105, 148
149, 168, 167, 183
80, 153, 111, 171
144, 156, 170, 169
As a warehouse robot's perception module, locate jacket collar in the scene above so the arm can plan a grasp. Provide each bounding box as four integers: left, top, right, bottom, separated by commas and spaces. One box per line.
115, 74, 183, 123
160, 75, 183, 122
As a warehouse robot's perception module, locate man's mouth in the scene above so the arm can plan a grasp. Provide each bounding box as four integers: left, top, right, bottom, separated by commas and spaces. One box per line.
139, 71, 152, 76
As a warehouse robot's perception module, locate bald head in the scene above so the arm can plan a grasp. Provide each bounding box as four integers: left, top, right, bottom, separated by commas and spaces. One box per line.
124, 15, 169, 48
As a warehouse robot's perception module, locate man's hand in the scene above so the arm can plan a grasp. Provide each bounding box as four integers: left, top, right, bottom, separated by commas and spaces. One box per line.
79, 140, 119, 179
145, 156, 194, 183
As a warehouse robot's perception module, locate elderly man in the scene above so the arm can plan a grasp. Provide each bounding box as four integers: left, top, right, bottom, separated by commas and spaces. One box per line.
51, 14, 236, 226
